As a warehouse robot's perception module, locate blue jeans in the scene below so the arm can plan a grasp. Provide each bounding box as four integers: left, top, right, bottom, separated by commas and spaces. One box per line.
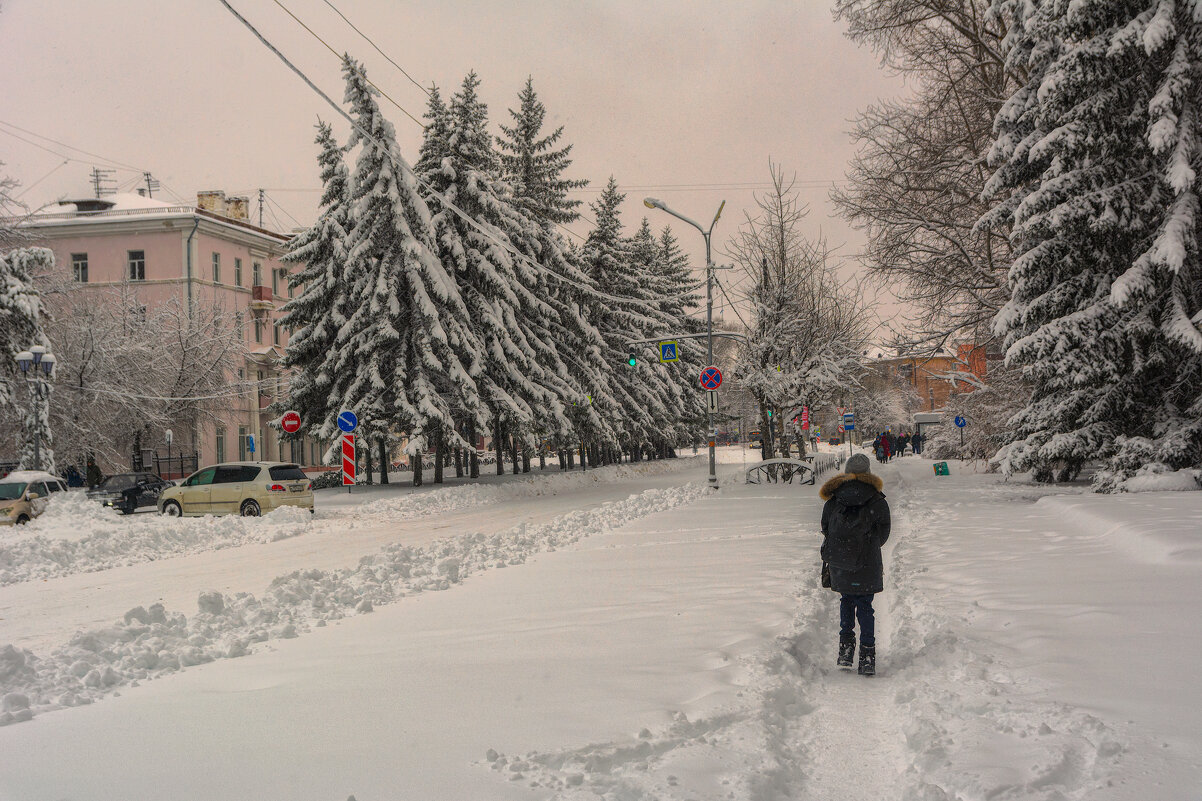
840, 594, 875, 648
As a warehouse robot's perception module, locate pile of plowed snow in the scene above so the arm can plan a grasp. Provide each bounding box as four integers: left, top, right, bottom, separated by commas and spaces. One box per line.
0, 482, 710, 726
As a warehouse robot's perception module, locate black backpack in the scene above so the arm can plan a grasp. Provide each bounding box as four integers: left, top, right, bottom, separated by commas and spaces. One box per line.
825, 497, 876, 570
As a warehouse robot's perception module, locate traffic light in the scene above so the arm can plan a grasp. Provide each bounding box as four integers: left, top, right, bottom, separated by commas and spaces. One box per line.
627, 352, 637, 367
767, 409, 773, 418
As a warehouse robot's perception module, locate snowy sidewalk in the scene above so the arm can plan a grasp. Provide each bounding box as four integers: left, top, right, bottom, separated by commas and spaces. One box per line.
0, 464, 821, 800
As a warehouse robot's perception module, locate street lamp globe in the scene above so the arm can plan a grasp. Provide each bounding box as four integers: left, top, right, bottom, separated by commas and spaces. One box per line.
15, 351, 33, 373
39, 353, 56, 377
29, 344, 46, 366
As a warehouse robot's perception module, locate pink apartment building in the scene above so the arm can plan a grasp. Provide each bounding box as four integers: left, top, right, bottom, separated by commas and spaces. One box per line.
24, 190, 326, 475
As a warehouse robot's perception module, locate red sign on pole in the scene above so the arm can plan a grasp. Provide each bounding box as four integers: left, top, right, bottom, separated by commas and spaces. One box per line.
801, 407, 810, 430
342, 433, 356, 486
281, 410, 301, 434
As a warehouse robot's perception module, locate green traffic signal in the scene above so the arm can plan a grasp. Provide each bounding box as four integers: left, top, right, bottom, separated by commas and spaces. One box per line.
628, 352, 637, 367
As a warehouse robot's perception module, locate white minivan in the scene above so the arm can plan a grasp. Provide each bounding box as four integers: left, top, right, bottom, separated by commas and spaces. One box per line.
158, 462, 313, 517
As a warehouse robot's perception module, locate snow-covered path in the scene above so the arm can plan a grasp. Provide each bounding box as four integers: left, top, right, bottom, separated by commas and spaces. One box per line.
2, 449, 1198, 800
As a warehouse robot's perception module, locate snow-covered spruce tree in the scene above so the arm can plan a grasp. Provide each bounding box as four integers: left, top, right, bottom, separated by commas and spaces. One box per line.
497, 77, 589, 224
418, 72, 579, 467
583, 179, 680, 459
278, 120, 354, 461
984, 1, 1202, 487
0, 247, 53, 471
336, 58, 482, 474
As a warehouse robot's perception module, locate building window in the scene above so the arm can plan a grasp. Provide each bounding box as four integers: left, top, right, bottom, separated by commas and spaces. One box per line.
287, 272, 294, 298
252, 261, 262, 287
128, 250, 146, 281
71, 253, 88, 282
271, 267, 279, 297
235, 257, 243, 287
254, 319, 263, 343
238, 426, 249, 461
216, 425, 226, 463
273, 323, 281, 346
212, 252, 221, 283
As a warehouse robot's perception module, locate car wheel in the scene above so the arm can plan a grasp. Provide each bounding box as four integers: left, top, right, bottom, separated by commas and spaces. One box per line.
162, 500, 182, 518
15, 515, 30, 525
240, 499, 261, 517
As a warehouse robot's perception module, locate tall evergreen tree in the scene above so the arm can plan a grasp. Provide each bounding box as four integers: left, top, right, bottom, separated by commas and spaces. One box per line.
0, 247, 53, 472
337, 57, 481, 462
984, 0, 1202, 486
497, 77, 588, 224
418, 72, 580, 453
278, 120, 354, 457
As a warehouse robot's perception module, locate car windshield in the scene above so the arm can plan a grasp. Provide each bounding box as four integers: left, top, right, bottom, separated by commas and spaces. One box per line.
99, 474, 138, 491
268, 465, 306, 481
0, 483, 27, 501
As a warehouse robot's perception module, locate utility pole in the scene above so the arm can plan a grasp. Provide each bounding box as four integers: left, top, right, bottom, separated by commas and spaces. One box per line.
90, 167, 115, 198
644, 197, 725, 488
258, 188, 265, 227
143, 172, 160, 198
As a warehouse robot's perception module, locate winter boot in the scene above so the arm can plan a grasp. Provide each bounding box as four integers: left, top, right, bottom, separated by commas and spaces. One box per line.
837, 635, 855, 669
858, 645, 876, 676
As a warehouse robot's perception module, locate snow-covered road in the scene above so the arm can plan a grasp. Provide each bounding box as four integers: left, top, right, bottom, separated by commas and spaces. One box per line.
1, 449, 1199, 800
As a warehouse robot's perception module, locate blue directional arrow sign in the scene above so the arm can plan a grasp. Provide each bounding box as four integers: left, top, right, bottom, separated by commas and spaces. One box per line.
659, 341, 678, 363
337, 409, 359, 433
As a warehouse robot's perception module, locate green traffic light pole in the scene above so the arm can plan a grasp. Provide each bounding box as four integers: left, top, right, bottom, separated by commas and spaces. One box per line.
644, 196, 724, 488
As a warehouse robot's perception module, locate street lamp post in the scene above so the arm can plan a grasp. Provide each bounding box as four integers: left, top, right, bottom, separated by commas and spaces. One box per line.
644, 196, 725, 488
14, 344, 56, 472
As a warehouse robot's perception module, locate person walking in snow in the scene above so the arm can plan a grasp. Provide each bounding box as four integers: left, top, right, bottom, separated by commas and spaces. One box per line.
820, 453, 891, 676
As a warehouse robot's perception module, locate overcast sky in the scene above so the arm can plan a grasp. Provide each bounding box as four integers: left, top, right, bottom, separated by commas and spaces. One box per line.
1, 0, 904, 325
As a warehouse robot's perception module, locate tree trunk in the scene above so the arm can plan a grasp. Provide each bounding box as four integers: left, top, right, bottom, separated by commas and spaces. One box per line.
412, 448, 423, 487
509, 433, 519, 475
364, 438, 374, 485
522, 446, 531, 473
434, 427, 444, 484
494, 415, 505, 476
379, 439, 390, 484
454, 446, 463, 478
468, 419, 479, 478
760, 403, 773, 462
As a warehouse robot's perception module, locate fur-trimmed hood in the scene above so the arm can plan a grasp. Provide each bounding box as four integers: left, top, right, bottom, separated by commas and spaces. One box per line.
819, 471, 884, 500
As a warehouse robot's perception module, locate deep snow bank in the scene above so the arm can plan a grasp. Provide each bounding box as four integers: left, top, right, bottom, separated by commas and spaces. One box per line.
0, 457, 702, 587
0, 493, 315, 587
0, 482, 710, 726
1037, 491, 1202, 563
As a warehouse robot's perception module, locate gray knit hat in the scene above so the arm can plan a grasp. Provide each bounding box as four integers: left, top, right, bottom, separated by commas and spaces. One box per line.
846, 453, 871, 474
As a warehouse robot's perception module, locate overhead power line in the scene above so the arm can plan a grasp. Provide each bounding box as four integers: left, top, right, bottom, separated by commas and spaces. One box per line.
320, 0, 432, 98
217, 0, 697, 306
0, 119, 148, 174
269, 0, 425, 129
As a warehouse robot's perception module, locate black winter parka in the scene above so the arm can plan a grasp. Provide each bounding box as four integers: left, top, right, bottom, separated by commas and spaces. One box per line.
819, 472, 891, 595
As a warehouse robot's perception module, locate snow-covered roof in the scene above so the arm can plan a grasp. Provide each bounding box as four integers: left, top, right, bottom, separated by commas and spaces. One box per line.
0, 470, 62, 484
863, 343, 959, 361
37, 192, 179, 215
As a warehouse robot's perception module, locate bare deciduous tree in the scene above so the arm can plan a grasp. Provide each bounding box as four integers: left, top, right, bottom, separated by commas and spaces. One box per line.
832, 0, 1021, 349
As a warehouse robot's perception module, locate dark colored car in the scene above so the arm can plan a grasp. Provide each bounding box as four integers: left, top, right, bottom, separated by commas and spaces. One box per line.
87, 472, 173, 515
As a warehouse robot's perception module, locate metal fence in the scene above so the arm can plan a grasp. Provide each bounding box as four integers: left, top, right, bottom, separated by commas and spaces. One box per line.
133, 450, 199, 479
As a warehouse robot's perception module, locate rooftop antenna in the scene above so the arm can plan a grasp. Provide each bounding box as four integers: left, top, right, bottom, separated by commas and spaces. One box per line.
258, 188, 265, 227
143, 172, 160, 198
90, 167, 116, 198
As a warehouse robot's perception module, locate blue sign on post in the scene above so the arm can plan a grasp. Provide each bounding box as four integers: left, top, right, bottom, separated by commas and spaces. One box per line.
659, 341, 678, 363
338, 410, 359, 433
954, 415, 967, 428
247, 434, 256, 454
843, 412, 855, 432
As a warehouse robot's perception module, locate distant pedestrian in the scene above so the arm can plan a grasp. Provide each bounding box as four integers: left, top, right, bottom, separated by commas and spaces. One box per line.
912, 431, 924, 455
819, 453, 891, 676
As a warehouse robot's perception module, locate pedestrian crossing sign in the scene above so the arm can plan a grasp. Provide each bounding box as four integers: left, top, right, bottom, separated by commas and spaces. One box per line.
659, 341, 678, 362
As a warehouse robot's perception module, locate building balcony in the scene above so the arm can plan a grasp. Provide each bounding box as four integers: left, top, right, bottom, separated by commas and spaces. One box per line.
250, 284, 273, 311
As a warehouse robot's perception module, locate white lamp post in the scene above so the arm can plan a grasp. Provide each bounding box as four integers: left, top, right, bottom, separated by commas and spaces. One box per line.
14, 344, 56, 471
643, 196, 725, 487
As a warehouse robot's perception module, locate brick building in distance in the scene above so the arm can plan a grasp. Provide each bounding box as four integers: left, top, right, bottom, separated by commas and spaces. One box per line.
865, 342, 993, 413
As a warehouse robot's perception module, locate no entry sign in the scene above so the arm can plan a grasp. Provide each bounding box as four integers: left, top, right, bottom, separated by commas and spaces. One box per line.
280, 410, 301, 434
699, 365, 723, 390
